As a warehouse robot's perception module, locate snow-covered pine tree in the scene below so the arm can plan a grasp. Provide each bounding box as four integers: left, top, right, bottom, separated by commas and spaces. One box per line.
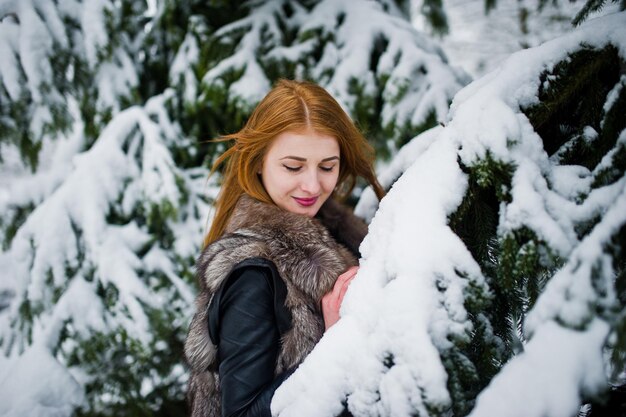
0, 0, 469, 415
272, 10, 626, 417
0, 1, 209, 415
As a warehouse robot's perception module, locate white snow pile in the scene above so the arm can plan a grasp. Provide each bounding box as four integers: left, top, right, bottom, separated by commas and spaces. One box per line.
273, 11, 626, 417
0, 344, 84, 417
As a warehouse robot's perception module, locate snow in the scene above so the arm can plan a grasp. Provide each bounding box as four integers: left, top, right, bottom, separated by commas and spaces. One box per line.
82, 0, 110, 68
549, 164, 592, 201
603, 75, 626, 123
0, 17, 22, 100
0, 0, 211, 414
469, 319, 609, 417
427, 0, 623, 79
294, 0, 467, 136
526, 173, 626, 332
2, 106, 153, 322
0, 0, 141, 154
355, 126, 441, 222
467, 162, 626, 417
0, 343, 85, 417
36, 0, 68, 49
170, 32, 200, 104
1, 1, 625, 416
0, 97, 83, 205
18, 2, 53, 103
446, 11, 626, 257
273, 10, 626, 417
95, 49, 139, 111
202, 0, 283, 105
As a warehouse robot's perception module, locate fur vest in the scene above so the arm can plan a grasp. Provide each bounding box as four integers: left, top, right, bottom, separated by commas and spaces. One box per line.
185, 194, 367, 417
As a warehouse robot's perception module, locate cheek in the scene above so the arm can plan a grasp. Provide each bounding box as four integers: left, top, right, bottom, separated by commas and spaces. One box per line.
265, 169, 294, 195
261, 167, 277, 196
324, 173, 340, 191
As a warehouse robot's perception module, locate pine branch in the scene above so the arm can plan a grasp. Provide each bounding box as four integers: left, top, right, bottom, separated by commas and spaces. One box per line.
573, 0, 617, 26
422, 0, 449, 35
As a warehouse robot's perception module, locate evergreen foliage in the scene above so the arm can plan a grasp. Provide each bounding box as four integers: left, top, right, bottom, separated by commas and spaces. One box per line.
442, 40, 626, 416
0, 3, 206, 414
573, 0, 625, 25
491, 0, 626, 27
419, 0, 449, 35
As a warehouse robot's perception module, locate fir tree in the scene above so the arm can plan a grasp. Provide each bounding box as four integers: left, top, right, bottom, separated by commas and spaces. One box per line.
0, 1, 206, 415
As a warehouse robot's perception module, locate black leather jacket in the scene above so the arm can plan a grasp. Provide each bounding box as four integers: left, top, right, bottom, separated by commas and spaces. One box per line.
207, 258, 294, 417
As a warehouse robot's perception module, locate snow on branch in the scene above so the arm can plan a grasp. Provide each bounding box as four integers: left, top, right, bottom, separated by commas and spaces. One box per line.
0, 0, 114, 101
297, 0, 466, 130
0, 88, 209, 414
468, 176, 626, 416
0, 0, 140, 154
202, 0, 287, 105
0, 94, 187, 350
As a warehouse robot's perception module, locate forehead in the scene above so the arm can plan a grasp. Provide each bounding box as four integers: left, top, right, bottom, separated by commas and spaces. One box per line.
266, 130, 340, 159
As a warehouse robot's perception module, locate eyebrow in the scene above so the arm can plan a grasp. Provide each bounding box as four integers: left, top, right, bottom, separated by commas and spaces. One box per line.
280, 156, 340, 162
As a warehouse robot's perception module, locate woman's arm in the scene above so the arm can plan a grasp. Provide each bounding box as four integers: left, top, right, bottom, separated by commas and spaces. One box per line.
215, 265, 292, 417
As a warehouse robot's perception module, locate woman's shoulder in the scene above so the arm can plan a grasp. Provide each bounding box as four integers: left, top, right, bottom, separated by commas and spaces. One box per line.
230, 257, 279, 274
207, 257, 291, 343
195, 227, 276, 292
216, 257, 281, 300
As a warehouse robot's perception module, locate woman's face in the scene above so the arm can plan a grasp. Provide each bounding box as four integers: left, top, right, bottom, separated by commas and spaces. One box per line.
260, 129, 340, 217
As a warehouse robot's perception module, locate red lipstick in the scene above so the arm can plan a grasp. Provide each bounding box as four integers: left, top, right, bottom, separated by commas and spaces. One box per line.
293, 196, 318, 207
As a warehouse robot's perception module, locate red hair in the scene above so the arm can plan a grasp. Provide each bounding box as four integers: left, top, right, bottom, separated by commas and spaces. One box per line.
204, 79, 385, 247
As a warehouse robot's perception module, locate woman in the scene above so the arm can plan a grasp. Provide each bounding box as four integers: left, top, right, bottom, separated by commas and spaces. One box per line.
185, 79, 385, 417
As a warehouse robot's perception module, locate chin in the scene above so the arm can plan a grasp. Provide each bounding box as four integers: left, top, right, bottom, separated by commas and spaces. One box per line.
297, 207, 319, 217
288, 204, 319, 217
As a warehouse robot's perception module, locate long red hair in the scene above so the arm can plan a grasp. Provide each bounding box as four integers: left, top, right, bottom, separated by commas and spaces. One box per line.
204, 79, 385, 247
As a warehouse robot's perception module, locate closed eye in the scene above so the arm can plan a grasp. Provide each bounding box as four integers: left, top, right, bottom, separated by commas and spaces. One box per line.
283, 165, 302, 172
320, 165, 335, 172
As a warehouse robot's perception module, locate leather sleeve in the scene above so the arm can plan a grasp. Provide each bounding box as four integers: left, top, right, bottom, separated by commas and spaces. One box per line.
214, 265, 293, 417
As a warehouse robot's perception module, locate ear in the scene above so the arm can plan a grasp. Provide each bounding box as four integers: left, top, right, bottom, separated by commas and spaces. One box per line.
256, 159, 263, 175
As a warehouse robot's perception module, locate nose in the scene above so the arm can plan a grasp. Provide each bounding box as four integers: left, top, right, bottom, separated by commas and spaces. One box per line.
300, 169, 321, 194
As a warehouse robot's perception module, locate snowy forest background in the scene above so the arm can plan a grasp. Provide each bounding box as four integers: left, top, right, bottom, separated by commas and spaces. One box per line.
0, 0, 625, 416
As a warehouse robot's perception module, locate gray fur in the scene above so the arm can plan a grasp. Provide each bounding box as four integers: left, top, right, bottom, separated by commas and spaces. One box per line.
184, 195, 366, 416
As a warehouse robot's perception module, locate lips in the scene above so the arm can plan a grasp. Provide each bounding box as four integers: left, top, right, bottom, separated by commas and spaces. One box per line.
293, 196, 318, 207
